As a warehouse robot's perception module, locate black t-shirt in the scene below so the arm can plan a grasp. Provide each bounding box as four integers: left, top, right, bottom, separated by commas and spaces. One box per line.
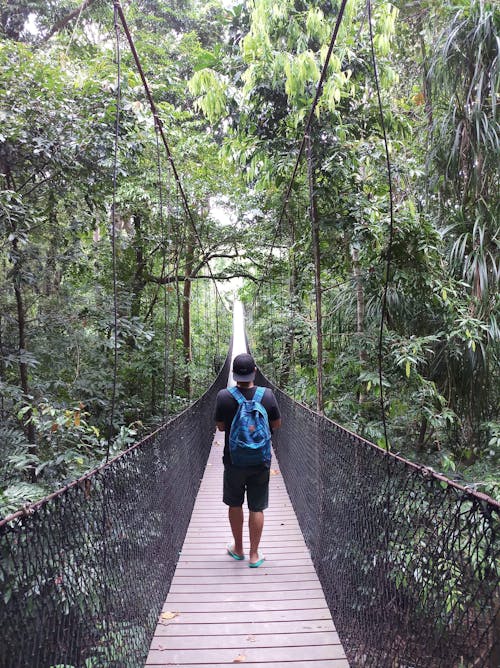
214, 385, 281, 466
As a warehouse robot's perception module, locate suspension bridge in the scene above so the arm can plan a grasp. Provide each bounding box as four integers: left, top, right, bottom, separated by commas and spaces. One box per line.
1, 300, 499, 667
1, 1, 499, 667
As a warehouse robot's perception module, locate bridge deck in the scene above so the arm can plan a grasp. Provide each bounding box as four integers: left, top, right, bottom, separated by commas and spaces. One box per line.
145, 433, 348, 667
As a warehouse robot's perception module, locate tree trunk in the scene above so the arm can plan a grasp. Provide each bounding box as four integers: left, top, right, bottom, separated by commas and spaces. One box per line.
131, 214, 146, 320
0, 313, 5, 421
182, 234, 194, 398
306, 133, 323, 414
4, 165, 36, 469
44, 192, 61, 296
14, 275, 36, 474
42, 0, 100, 42
417, 17, 433, 133
280, 215, 298, 387
416, 416, 428, 452
351, 245, 366, 404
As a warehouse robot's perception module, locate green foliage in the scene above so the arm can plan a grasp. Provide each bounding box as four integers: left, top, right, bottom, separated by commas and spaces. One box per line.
0, 0, 497, 516
0, 0, 233, 516
236, 0, 498, 494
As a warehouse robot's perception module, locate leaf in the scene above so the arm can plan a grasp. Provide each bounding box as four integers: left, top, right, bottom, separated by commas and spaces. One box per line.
413, 90, 425, 106
161, 611, 179, 621
17, 405, 31, 419
233, 655, 246, 663
270, 469, 280, 476
405, 361, 411, 378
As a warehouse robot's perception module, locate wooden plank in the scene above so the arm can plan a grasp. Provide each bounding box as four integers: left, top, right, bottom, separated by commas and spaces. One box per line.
166, 590, 324, 602
171, 574, 321, 585
146, 644, 346, 664
157, 609, 332, 624
176, 552, 312, 561
153, 620, 336, 637
174, 560, 315, 569
146, 662, 350, 668
168, 581, 323, 593
145, 438, 348, 667
161, 599, 328, 612
149, 631, 341, 650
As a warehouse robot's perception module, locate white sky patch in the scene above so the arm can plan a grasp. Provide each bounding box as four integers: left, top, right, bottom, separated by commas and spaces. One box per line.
208, 196, 243, 304
209, 196, 237, 227
25, 13, 38, 35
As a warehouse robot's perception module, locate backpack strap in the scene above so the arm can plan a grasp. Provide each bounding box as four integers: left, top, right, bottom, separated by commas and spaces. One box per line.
253, 386, 265, 404
229, 386, 266, 404
228, 386, 245, 405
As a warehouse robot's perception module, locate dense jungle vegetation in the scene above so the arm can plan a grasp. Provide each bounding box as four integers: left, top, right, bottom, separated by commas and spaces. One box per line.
0, 0, 498, 514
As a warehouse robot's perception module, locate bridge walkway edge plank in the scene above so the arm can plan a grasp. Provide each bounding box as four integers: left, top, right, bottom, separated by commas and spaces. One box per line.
145, 433, 349, 667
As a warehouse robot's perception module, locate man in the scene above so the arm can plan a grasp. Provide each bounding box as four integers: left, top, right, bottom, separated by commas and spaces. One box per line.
214, 353, 281, 568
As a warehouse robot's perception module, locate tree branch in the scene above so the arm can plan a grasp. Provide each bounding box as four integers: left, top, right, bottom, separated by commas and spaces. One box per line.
146, 270, 260, 285
42, 0, 99, 43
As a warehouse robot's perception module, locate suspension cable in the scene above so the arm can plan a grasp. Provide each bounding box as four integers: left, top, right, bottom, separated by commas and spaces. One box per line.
64, 0, 86, 55
113, 0, 226, 313
255, 0, 349, 299
106, 2, 121, 462
154, 125, 171, 423
367, 0, 395, 453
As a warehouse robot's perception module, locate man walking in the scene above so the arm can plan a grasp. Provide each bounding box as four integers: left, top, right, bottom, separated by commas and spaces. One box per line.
214, 353, 281, 567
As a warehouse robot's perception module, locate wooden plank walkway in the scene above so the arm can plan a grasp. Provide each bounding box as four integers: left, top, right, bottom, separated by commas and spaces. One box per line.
145, 433, 348, 667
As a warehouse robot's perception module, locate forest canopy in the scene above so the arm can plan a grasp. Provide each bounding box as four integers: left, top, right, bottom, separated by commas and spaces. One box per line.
0, 0, 498, 515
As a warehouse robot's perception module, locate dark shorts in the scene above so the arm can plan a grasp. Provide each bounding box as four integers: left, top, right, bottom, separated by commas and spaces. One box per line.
223, 464, 270, 512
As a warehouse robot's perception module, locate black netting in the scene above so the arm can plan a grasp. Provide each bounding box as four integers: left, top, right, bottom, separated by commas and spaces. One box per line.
0, 357, 229, 668
259, 373, 500, 668
2, 356, 498, 668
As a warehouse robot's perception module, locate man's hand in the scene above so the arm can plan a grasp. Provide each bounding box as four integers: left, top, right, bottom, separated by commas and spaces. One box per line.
216, 421, 225, 432
270, 418, 282, 431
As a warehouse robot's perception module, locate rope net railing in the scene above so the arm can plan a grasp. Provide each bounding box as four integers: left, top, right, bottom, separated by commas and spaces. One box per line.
258, 372, 500, 668
0, 355, 229, 668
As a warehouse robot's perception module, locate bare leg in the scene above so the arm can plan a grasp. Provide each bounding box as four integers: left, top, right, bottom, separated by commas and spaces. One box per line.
228, 506, 244, 557
249, 510, 264, 564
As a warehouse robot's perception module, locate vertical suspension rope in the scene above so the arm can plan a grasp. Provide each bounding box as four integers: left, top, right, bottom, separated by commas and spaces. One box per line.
215, 281, 220, 364
306, 131, 324, 414
107, 2, 121, 462
254, 0, 349, 303
204, 277, 209, 384
287, 209, 297, 399
155, 124, 170, 422
100, 1, 122, 646
171, 182, 184, 396
366, 4, 397, 649
367, 0, 395, 452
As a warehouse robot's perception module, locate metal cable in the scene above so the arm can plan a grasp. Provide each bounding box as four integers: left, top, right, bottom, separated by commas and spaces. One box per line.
113, 0, 227, 315
107, 3, 121, 462
155, 126, 170, 423
255, 0, 349, 300
367, 0, 395, 452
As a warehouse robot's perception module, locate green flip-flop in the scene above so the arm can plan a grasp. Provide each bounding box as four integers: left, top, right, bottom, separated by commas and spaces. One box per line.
248, 554, 265, 568
227, 544, 245, 561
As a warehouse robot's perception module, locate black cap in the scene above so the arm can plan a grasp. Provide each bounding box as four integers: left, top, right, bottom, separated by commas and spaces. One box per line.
232, 353, 256, 382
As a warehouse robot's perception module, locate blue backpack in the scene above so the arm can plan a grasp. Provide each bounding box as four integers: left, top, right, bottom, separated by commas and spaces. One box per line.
228, 386, 272, 467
